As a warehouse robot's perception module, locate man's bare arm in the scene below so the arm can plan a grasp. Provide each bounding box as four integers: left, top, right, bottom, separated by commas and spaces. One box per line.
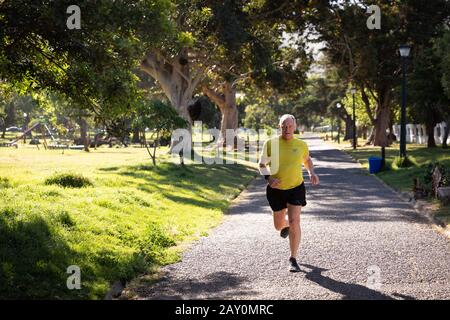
304, 155, 319, 185
259, 156, 281, 188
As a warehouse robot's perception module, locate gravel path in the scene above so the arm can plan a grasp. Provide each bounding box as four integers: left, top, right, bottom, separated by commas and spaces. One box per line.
133, 134, 450, 300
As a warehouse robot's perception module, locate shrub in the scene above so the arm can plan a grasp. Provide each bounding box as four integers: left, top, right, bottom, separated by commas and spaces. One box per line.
424, 162, 450, 188
414, 162, 450, 199
137, 223, 176, 264
392, 155, 418, 169
45, 173, 93, 188
0, 177, 11, 188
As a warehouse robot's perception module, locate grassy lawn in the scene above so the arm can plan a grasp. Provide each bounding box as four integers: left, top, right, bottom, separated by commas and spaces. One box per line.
0, 144, 258, 299
320, 136, 450, 226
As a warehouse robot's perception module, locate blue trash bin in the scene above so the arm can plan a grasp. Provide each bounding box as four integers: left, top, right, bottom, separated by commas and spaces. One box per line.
368, 156, 383, 174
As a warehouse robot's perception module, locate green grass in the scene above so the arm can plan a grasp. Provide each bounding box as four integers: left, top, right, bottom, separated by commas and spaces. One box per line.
0, 145, 257, 299
342, 143, 450, 191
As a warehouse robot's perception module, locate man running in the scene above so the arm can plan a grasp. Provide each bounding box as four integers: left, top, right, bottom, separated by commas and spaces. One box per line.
258, 114, 319, 272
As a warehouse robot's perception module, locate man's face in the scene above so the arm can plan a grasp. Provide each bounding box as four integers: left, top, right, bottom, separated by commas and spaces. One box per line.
280, 118, 296, 140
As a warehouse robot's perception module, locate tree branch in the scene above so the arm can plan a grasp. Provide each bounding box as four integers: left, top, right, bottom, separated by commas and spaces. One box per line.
360, 85, 375, 125
250, 1, 290, 21
202, 86, 225, 109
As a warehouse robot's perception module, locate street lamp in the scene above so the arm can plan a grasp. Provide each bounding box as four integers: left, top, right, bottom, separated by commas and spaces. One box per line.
399, 44, 411, 158
336, 103, 342, 144
350, 87, 357, 149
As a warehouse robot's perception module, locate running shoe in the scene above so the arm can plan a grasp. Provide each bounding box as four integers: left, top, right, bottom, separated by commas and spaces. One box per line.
289, 257, 301, 272
280, 226, 289, 238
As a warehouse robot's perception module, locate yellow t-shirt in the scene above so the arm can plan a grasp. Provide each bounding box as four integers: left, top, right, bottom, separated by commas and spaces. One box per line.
260, 136, 309, 190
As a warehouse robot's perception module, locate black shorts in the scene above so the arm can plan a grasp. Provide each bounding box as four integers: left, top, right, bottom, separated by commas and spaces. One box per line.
266, 183, 306, 212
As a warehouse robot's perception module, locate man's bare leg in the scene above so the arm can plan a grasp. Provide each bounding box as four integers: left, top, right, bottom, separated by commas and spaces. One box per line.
273, 208, 288, 231
287, 204, 301, 258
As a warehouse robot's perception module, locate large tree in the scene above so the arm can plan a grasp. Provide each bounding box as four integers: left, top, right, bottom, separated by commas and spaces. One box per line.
0, 0, 172, 123
409, 42, 450, 148
310, 0, 450, 147
435, 29, 450, 148
140, 0, 311, 145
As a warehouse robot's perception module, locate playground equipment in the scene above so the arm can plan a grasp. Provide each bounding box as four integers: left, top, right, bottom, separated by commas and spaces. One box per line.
1, 123, 128, 150
2, 122, 68, 150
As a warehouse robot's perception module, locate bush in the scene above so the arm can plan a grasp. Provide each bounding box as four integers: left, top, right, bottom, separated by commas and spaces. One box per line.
0, 177, 11, 188
137, 222, 176, 264
414, 162, 450, 199
45, 173, 93, 188
424, 162, 450, 187
392, 155, 418, 169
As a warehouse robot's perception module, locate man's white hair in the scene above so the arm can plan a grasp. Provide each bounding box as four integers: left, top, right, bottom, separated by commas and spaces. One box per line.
279, 114, 296, 126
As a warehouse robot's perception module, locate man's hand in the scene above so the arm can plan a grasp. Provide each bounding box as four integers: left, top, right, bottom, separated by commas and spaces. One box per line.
309, 173, 320, 186
268, 177, 281, 189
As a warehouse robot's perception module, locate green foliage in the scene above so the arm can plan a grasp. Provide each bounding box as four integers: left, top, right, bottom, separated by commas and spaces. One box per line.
435, 30, 450, 99
292, 75, 336, 128
137, 223, 176, 263
136, 99, 188, 135
45, 173, 93, 188
0, 0, 174, 119
340, 86, 376, 128
409, 44, 449, 133
178, 31, 196, 47
243, 104, 278, 130
311, 1, 450, 143
135, 99, 187, 164
187, 0, 310, 97
0, 177, 11, 188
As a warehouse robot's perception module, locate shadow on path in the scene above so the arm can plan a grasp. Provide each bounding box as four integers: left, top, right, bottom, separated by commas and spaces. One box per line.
148, 271, 258, 300
300, 264, 415, 300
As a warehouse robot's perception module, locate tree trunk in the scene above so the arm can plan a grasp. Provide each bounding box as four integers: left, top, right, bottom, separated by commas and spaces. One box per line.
357, 126, 367, 139
443, 121, 449, 149
360, 86, 376, 126
365, 129, 375, 145
343, 115, 353, 141
202, 81, 238, 147
373, 99, 391, 147
426, 122, 437, 148
23, 113, 31, 143
219, 82, 239, 147
141, 49, 198, 125
141, 49, 207, 155
78, 117, 90, 152
140, 129, 146, 147
1, 119, 6, 139
132, 126, 140, 144
6, 101, 16, 128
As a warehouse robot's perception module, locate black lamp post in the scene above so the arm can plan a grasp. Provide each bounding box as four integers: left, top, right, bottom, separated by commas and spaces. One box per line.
350, 87, 357, 149
399, 44, 411, 158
